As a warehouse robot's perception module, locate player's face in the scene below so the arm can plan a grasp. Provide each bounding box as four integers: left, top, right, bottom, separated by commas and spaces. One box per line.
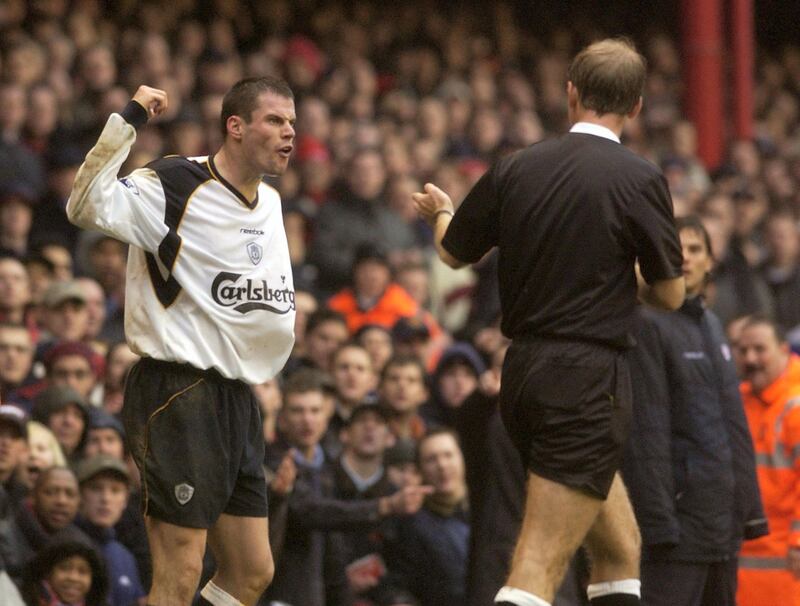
680, 228, 713, 297
241, 91, 296, 177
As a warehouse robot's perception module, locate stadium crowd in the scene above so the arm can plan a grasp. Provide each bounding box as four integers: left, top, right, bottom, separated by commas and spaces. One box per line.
0, 1, 799, 605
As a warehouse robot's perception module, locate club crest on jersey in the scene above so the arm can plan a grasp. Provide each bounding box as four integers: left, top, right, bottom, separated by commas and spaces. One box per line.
247, 242, 263, 265
211, 271, 296, 315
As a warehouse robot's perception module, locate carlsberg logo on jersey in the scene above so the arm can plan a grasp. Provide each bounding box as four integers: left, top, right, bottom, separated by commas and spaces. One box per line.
212, 272, 295, 314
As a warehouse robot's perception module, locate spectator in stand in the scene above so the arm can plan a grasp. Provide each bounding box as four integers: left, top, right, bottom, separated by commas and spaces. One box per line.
0, 404, 29, 512
264, 370, 430, 606
39, 241, 74, 282
735, 316, 800, 605
0, 182, 36, 258
75, 455, 146, 606
324, 343, 378, 459
74, 277, 107, 346
286, 308, 348, 375
45, 341, 104, 403
310, 148, 415, 297
385, 429, 469, 606
0, 323, 35, 407
20, 538, 109, 606
1, 466, 86, 583
23, 421, 66, 489
0, 255, 33, 332
384, 439, 422, 490
424, 342, 485, 428
328, 243, 420, 334
31, 386, 89, 464
356, 324, 395, 376
30, 146, 85, 252
334, 403, 398, 602
760, 211, 800, 333
379, 354, 430, 443
100, 342, 138, 415
39, 281, 90, 350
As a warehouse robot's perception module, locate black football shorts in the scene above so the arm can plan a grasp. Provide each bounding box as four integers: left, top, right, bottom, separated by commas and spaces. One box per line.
499, 336, 632, 499
123, 357, 267, 528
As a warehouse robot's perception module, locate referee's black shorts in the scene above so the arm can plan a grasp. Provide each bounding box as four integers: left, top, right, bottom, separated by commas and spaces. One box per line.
122, 357, 267, 528
499, 336, 632, 499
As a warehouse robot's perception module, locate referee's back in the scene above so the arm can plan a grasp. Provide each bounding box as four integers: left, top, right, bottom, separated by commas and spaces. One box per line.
444, 131, 679, 349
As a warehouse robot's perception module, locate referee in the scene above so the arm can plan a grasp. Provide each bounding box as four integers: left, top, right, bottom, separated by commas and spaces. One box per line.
414, 39, 685, 606
68, 79, 297, 605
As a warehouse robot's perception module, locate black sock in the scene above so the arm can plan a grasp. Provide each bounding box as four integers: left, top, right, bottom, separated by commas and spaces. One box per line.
495, 603, 518, 606
590, 594, 640, 606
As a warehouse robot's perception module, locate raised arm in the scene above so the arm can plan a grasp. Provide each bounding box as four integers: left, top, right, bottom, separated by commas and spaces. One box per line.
66, 86, 170, 251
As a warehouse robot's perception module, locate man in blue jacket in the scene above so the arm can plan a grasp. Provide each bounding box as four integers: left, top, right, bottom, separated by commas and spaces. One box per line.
623, 215, 768, 606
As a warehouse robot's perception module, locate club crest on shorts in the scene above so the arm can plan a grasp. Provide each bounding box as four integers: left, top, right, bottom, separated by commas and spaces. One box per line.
247, 241, 263, 265
174, 483, 194, 505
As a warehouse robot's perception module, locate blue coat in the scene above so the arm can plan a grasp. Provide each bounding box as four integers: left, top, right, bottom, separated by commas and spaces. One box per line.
622, 298, 768, 562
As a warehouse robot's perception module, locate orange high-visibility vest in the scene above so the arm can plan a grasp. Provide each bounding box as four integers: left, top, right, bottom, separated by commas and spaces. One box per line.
738, 355, 800, 606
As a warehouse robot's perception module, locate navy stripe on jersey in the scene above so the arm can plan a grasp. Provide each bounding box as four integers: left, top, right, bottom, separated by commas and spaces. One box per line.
208, 155, 259, 209
144, 157, 211, 307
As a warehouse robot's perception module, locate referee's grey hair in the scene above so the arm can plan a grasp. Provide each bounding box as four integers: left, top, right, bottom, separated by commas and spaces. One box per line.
220, 76, 294, 137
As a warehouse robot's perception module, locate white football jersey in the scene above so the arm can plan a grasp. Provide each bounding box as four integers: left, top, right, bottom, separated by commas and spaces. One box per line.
67, 112, 296, 384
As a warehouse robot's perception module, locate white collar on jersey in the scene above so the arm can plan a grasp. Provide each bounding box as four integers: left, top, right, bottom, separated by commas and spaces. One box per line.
569, 121, 621, 144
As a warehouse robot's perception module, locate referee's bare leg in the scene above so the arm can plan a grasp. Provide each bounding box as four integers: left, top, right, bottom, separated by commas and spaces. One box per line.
496, 473, 640, 606
146, 514, 273, 605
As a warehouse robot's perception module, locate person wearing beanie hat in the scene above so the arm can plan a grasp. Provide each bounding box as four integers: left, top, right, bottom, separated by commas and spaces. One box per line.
84, 408, 126, 460
32, 385, 89, 461
44, 340, 104, 401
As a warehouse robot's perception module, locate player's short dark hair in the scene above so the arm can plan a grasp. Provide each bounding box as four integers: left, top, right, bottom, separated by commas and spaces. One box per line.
220, 76, 294, 138
567, 38, 646, 116
676, 215, 714, 261
380, 353, 427, 385
306, 308, 347, 335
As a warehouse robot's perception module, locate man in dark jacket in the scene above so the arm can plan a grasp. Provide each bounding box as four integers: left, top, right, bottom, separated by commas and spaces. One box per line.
623, 216, 768, 606
262, 369, 430, 606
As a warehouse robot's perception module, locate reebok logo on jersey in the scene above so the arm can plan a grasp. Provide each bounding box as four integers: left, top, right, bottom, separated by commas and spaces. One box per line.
211, 271, 296, 314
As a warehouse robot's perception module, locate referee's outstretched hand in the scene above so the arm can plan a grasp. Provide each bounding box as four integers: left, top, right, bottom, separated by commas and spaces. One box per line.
132, 85, 169, 120
412, 183, 454, 227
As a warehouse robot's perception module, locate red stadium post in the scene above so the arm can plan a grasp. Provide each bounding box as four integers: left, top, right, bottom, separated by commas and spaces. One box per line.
732, 0, 755, 140
681, 0, 725, 170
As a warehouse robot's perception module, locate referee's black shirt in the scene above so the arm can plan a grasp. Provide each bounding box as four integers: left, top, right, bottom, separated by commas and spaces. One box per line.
442, 128, 682, 349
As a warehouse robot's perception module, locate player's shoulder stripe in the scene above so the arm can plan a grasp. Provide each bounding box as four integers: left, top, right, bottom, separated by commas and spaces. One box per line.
145, 155, 212, 187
